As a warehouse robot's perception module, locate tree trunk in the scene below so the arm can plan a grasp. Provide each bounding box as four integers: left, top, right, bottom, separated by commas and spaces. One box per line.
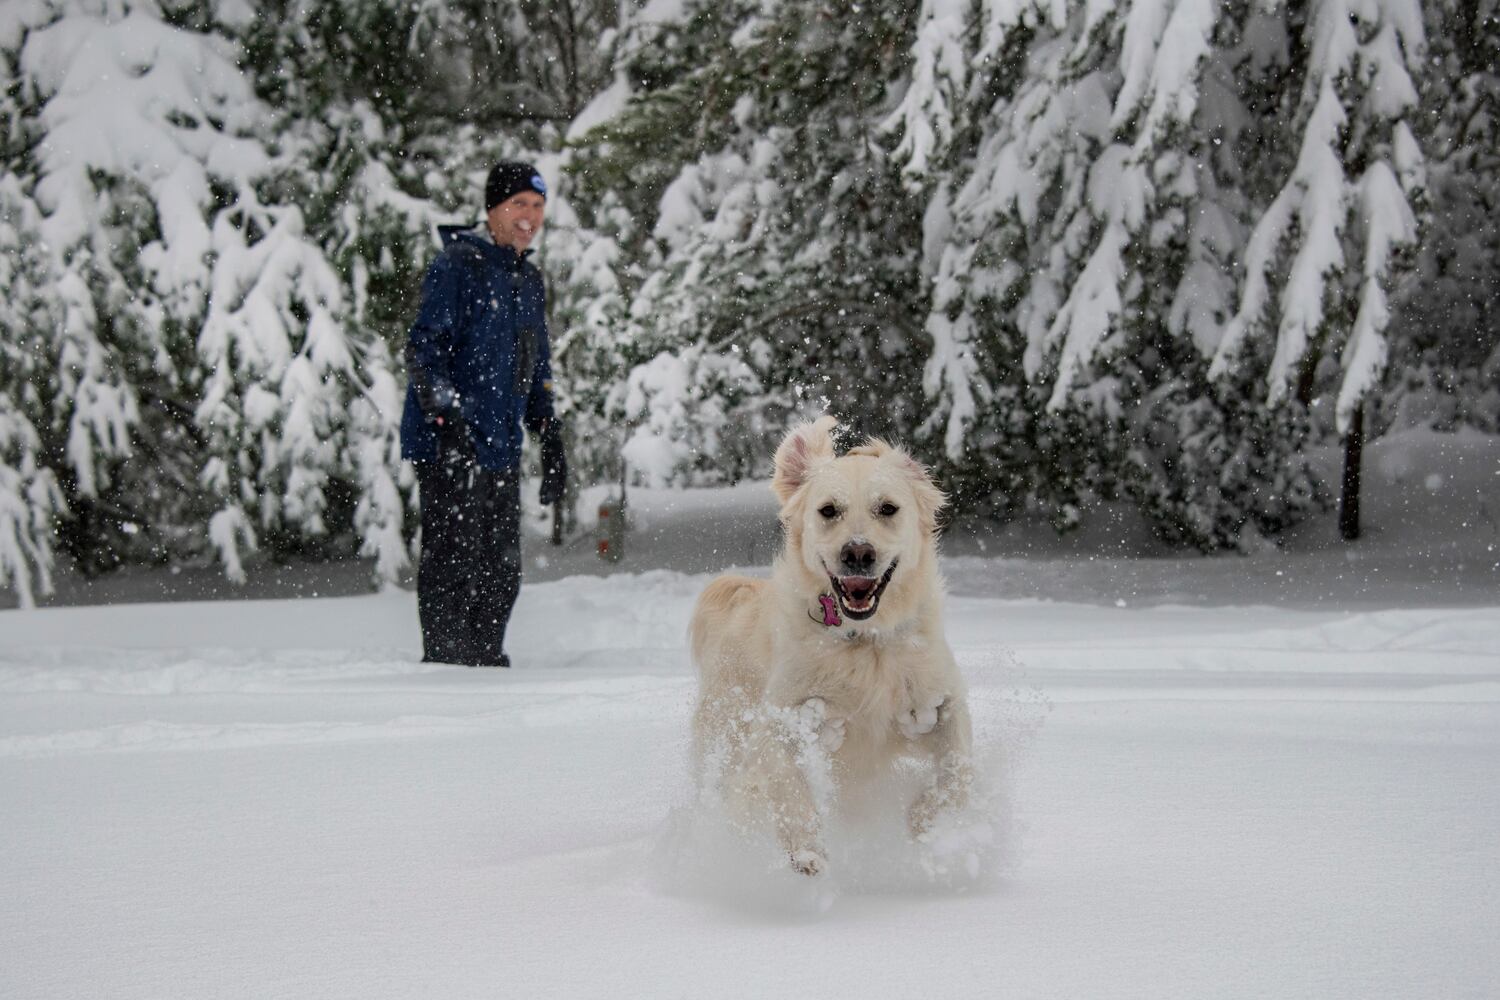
1339, 402, 1364, 541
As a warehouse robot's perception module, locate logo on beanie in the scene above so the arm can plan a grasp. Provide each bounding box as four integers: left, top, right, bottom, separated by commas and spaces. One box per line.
531, 174, 547, 195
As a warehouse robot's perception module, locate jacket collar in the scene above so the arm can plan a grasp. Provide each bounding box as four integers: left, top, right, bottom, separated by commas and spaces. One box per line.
438, 223, 534, 267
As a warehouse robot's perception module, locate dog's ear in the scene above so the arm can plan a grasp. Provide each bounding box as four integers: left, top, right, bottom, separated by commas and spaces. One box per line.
772, 414, 838, 506
892, 447, 947, 531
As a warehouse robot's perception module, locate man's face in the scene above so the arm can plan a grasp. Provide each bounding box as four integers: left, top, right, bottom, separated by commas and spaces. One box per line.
487, 191, 546, 252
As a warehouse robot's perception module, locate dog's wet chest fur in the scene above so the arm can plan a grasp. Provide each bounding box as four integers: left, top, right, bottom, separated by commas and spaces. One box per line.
796, 633, 935, 739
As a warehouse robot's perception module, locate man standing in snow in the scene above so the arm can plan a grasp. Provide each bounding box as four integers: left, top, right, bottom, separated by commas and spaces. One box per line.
399, 161, 567, 667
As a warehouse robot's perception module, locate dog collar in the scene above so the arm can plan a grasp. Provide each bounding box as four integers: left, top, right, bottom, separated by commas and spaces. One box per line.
809, 594, 865, 640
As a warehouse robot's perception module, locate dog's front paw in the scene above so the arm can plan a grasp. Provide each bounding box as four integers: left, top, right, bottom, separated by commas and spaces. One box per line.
790, 848, 826, 876
908, 786, 954, 840
816, 715, 846, 753
898, 694, 946, 740
798, 697, 846, 753
909, 754, 974, 839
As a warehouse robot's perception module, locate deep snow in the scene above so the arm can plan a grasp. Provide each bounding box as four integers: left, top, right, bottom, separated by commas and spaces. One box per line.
2, 429, 1498, 999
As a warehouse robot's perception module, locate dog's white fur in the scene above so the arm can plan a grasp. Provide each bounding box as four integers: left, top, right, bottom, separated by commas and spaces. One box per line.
689, 415, 973, 875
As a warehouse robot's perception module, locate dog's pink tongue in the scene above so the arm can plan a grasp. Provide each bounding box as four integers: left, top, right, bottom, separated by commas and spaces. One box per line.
842, 577, 877, 600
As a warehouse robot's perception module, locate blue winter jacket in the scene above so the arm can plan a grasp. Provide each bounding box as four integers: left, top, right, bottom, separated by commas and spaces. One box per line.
400, 225, 555, 471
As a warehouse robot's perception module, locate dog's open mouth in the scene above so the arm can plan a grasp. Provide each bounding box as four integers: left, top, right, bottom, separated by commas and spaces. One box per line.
828, 558, 899, 621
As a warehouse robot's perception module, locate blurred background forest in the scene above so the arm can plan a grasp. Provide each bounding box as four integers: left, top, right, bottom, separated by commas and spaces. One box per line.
1, 0, 1496, 606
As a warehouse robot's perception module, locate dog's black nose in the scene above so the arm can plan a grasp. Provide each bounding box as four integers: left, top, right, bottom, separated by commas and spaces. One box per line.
840, 540, 877, 575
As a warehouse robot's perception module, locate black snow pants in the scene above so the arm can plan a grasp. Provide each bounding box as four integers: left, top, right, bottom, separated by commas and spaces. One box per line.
415, 455, 522, 666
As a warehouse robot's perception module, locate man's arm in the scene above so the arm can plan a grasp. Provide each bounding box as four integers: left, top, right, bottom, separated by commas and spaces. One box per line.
406, 253, 463, 422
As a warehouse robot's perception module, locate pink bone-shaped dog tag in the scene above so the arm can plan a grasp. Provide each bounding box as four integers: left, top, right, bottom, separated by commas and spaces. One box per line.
818, 594, 842, 627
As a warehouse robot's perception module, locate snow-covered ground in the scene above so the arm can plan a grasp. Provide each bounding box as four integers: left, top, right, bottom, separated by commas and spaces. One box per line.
3, 430, 1498, 999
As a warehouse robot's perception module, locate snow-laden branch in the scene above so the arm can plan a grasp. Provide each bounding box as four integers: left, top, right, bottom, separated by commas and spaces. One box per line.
1336, 161, 1419, 430
884, 0, 974, 178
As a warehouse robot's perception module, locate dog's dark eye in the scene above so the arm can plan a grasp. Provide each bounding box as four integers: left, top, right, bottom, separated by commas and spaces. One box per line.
878, 502, 900, 518
818, 504, 839, 520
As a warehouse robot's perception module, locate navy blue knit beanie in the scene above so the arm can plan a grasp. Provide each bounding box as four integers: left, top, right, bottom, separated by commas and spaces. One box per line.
485, 161, 548, 210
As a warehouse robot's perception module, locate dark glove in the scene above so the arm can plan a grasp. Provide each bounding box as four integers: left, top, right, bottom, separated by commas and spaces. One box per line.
538, 421, 567, 507
436, 412, 476, 468
416, 380, 458, 420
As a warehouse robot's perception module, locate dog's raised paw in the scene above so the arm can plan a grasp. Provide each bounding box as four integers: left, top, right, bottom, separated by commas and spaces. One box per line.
898, 694, 946, 740
817, 716, 845, 752
790, 849, 826, 876
797, 697, 846, 752
797, 697, 829, 725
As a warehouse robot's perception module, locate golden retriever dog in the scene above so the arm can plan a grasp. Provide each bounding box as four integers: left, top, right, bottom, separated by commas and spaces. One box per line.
688, 415, 973, 876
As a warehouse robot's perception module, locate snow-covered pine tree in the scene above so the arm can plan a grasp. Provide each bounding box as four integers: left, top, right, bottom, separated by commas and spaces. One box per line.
573, 0, 931, 486
0, 0, 440, 593
540, 178, 631, 485
0, 176, 66, 607
0, 27, 59, 606
1386, 0, 1499, 432
1111, 0, 1329, 548
552, 2, 718, 485
1206, 0, 1424, 539
4, 0, 227, 576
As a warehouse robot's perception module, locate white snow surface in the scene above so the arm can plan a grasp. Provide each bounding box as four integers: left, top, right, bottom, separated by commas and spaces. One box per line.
3, 432, 1499, 998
